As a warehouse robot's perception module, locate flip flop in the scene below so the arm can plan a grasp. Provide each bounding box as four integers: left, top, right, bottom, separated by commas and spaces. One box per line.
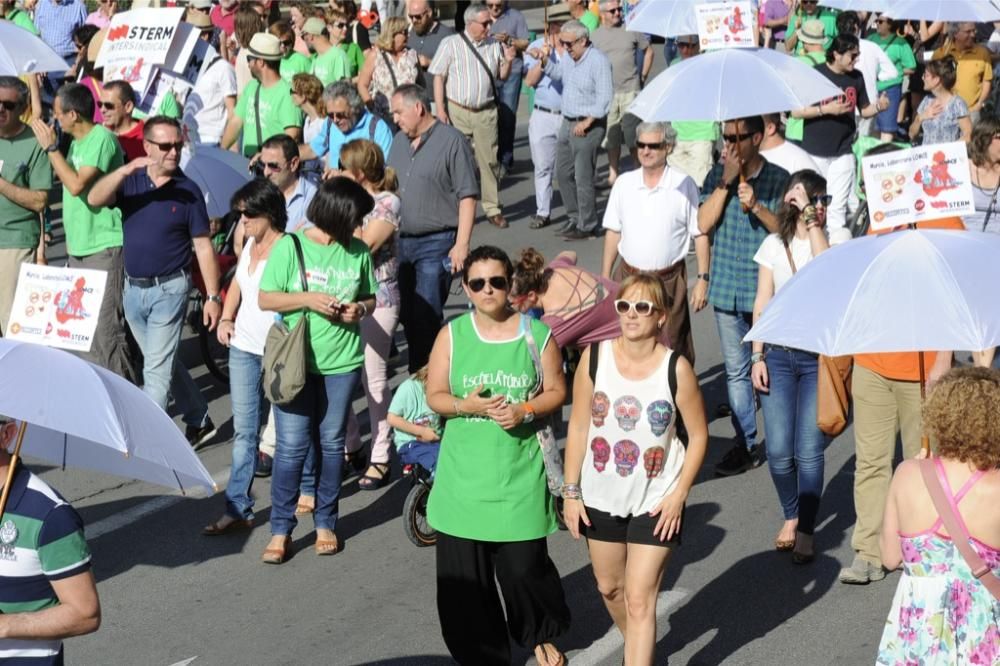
295, 497, 315, 515
202, 517, 252, 536
261, 536, 291, 564
315, 533, 339, 556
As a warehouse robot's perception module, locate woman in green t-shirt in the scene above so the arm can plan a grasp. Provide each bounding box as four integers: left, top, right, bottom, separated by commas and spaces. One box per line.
258, 177, 377, 564
425, 246, 570, 666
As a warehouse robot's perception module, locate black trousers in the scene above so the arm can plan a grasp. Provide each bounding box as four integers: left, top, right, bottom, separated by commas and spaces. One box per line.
436, 532, 571, 666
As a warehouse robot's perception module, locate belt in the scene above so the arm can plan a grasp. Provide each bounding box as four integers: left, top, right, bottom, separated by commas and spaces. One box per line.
126, 268, 189, 288
620, 258, 685, 278
534, 104, 560, 115
447, 98, 496, 112
399, 228, 456, 239
564, 115, 606, 123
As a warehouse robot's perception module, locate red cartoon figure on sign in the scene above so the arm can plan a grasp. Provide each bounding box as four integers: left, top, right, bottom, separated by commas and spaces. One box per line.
914, 150, 959, 197
54, 277, 90, 324
725, 6, 747, 34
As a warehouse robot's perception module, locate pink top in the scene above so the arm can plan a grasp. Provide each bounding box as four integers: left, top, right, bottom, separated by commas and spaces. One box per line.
541, 255, 621, 349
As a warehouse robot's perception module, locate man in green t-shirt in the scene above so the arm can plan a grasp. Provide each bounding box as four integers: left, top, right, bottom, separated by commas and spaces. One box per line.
784, 0, 837, 54
272, 20, 312, 84
568, 0, 599, 32
326, 9, 365, 78
221, 33, 304, 158
0, 76, 50, 335
302, 17, 350, 86
29, 83, 133, 379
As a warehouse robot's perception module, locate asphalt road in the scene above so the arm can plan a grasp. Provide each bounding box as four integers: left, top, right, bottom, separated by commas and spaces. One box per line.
27, 12, 902, 665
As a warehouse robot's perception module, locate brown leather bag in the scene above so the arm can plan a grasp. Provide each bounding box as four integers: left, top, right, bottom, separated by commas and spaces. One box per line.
782, 244, 853, 436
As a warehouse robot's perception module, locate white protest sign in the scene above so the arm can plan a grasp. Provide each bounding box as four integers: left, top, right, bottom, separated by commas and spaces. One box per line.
137, 67, 192, 117
95, 7, 185, 96
862, 142, 975, 231
696, 1, 756, 50
7, 264, 108, 353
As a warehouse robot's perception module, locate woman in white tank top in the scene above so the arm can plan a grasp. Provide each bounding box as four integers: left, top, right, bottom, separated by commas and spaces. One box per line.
563, 274, 708, 666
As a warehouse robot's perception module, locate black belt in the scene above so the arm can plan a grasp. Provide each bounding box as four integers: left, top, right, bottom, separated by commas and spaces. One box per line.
534, 104, 560, 115
564, 115, 606, 123
126, 268, 189, 288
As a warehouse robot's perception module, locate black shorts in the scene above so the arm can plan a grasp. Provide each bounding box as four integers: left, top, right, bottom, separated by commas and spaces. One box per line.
581, 505, 683, 548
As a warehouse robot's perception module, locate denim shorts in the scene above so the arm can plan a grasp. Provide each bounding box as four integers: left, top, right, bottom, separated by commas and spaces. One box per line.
582, 505, 683, 547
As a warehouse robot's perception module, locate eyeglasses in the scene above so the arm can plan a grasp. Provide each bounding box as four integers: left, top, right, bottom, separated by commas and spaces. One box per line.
408, 12, 428, 20
467, 276, 509, 292
636, 140, 665, 150
98, 101, 118, 110
146, 140, 184, 153
0, 100, 21, 111
845, 51, 860, 60
470, 18, 494, 26
801, 0, 818, 4
604, 6, 623, 13
327, 111, 352, 120
332, 22, 348, 29
486, 2, 503, 7
281, 39, 295, 48
876, 18, 892, 24
677, 41, 697, 48
559, 39, 577, 47
614, 299, 657, 316
262, 161, 285, 171
722, 133, 752, 144
811, 194, 833, 207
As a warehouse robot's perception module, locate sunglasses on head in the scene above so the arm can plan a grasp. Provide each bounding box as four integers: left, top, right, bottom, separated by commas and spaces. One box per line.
614, 299, 656, 316
636, 140, 665, 150
0, 100, 22, 111
146, 139, 184, 153
467, 276, 509, 292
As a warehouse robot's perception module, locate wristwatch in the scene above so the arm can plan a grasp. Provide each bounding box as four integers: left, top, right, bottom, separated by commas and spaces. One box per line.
45, 143, 59, 153
697, 273, 710, 282
751, 352, 766, 364
207, 294, 222, 305
522, 402, 536, 424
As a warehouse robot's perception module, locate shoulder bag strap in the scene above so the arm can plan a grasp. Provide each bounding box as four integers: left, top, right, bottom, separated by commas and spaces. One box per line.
667, 351, 679, 403
588, 341, 600, 385
981, 174, 1000, 232
380, 48, 399, 90
253, 82, 263, 154
520, 314, 544, 395
918, 459, 1000, 601
784, 242, 798, 274
289, 233, 308, 295
457, 31, 499, 103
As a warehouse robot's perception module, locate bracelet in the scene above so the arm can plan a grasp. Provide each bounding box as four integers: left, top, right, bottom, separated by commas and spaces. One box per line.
453, 399, 463, 417
220, 318, 234, 324
751, 351, 766, 364
817, 103, 824, 117
358, 302, 369, 318
561, 483, 583, 500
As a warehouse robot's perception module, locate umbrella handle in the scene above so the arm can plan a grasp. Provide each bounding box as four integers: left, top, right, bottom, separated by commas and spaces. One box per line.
0, 421, 28, 520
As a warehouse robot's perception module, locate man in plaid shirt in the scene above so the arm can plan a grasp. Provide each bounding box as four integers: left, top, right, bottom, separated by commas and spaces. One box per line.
697, 115, 789, 476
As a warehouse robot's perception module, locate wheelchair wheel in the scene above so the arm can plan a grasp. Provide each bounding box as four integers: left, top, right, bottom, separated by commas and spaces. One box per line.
198, 319, 229, 384
403, 482, 437, 547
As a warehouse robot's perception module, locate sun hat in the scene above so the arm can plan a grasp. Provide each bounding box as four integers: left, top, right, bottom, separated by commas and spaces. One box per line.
302, 17, 327, 36
185, 12, 213, 30
246, 33, 283, 61
798, 19, 826, 45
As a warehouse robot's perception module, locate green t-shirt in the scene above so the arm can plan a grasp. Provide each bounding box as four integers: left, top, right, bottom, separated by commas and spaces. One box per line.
427, 313, 557, 542
339, 42, 365, 78
311, 45, 350, 86
234, 78, 303, 157
867, 33, 917, 90
580, 10, 599, 33
791, 9, 837, 53
63, 125, 124, 257
388, 376, 440, 448
259, 232, 376, 376
280, 51, 313, 84
785, 50, 826, 142
7, 8, 39, 34
0, 126, 52, 249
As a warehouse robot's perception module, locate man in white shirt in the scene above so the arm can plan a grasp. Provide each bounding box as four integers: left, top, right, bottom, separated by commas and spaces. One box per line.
601, 120, 707, 363
760, 113, 820, 176
838, 11, 897, 138
182, 12, 237, 145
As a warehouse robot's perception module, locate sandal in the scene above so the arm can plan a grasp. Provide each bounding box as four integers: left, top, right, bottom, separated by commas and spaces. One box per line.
295, 496, 315, 515
529, 215, 551, 229
315, 531, 339, 556
261, 536, 292, 564
358, 462, 391, 491
343, 450, 367, 477
534, 643, 566, 666
202, 515, 252, 536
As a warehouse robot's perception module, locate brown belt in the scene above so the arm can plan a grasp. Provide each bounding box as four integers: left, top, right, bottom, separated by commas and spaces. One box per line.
620, 258, 686, 278
447, 98, 496, 112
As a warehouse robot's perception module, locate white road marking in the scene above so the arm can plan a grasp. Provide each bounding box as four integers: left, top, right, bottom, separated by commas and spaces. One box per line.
568, 589, 689, 666
166, 658, 198, 666
86, 470, 230, 541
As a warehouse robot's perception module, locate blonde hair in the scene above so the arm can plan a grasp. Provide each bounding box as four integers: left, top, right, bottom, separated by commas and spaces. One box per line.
618, 273, 671, 311
339, 139, 399, 192
292, 73, 324, 107
412, 365, 429, 385
375, 16, 409, 51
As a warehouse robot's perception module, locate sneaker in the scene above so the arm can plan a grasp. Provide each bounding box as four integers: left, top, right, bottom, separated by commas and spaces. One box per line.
714, 443, 763, 476
839, 556, 886, 584
254, 451, 273, 478
185, 418, 216, 450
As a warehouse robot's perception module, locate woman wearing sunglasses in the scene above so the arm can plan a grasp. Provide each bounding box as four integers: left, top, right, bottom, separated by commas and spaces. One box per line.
563, 273, 708, 666
750, 169, 834, 565
425, 245, 570, 666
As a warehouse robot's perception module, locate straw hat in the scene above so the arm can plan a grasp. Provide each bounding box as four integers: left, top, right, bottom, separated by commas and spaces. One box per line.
246, 33, 282, 61
302, 17, 327, 36
185, 12, 213, 30
797, 19, 826, 45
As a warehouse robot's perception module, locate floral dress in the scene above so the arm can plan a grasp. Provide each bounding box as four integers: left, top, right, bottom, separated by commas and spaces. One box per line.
369, 48, 419, 120
364, 191, 401, 308
876, 469, 1000, 666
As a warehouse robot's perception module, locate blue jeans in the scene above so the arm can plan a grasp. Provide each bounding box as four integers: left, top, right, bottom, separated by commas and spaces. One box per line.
225, 346, 268, 520
497, 65, 523, 169
875, 84, 902, 134
713, 307, 757, 449
758, 346, 827, 535
397, 230, 456, 372
271, 369, 361, 536
123, 274, 209, 427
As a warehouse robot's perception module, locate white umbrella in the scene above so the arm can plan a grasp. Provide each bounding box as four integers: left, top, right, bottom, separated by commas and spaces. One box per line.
744, 229, 1000, 356
180, 145, 251, 219
0, 21, 72, 75
0, 339, 217, 518
626, 0, 728, 39
630, 47, 845, 121
821, 0, 1000, 22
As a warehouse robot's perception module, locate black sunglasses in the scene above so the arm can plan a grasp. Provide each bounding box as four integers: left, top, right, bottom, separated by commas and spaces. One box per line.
327, 111, 352, 120
146, 140, 184, 153
467, 276, 509, 292
604, 6, 623, 13
811, 194, 833, 207
408, 12, 428, 20
262, 161, 285, 171
0, 100, 22, 111
722, 134, 753, 144
636, 140, 665, 150
559, 39, 577, 47
99, 101, 119, 110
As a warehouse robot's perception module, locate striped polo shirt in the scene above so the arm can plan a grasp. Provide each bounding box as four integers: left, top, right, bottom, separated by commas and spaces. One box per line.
0, 465, 92, 664
428, 32, 504, 109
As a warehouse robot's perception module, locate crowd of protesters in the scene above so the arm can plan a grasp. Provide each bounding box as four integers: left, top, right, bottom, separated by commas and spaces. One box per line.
2, 1, 1000, 664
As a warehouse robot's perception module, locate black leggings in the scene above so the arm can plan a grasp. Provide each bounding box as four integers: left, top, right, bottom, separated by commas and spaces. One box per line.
436, 532, 571, 665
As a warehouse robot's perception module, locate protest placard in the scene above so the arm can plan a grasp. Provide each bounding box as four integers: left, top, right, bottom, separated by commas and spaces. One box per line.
861, 142, 975, 231
6, 264, 108, 353
95, 7, 185, 95
696, 1, 756, 49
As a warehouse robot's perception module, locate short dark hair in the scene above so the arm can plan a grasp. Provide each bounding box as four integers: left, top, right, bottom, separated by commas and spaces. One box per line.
926, 55, 958, 91
72, 24, 100, 50
725, 115, 765, 137
56, 83, 95, 121
261, 134, 300, 163
231, 178, 288, 232
306, 176, 375, 247
835, 10, 859, 36
143, 115, 182, 139
0, 76, 29, 109
462, 245, 514, 284
104, 80, 136, 106
826, 34, 860, 63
